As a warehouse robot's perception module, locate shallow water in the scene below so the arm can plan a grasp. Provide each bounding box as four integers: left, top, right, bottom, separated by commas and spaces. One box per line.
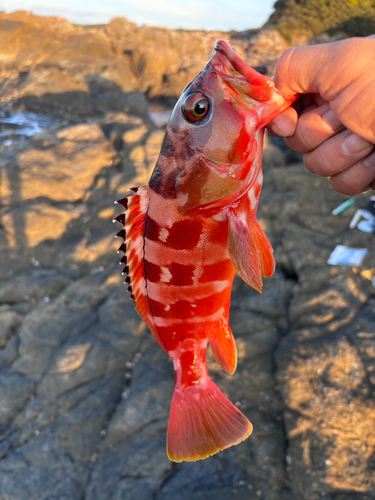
0, 111, 55, 140
0, 111, 57, 163
148, 103, 172, 127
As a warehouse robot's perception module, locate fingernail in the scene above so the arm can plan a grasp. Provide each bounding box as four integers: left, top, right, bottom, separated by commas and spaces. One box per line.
342, 133, 373, 156
321, 108, 342, 132
364, 151, 375, 167
271, 115, 295, 137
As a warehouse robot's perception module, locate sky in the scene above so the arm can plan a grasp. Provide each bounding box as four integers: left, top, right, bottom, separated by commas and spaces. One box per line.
0, 0, 276, 31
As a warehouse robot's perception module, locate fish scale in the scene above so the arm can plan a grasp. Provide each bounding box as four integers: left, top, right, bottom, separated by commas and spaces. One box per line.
115, 39, 297, 462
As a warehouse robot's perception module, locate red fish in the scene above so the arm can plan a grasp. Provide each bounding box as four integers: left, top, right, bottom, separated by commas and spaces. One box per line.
114, 40, 296, 462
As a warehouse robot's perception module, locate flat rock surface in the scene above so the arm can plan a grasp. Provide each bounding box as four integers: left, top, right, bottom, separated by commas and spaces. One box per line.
0, 12, 374, 500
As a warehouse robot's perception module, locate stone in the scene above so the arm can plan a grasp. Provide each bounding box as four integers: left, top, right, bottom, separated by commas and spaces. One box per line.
0, 372, 35, 432
2, 203, 84, 248
0, 269, 70, 304
0, 306, 22, 347
276, 335, 375, 499
17, 67, 89, 97
103, 347, 174, 448
86, 430, 171, 500
1, 123, 115, 203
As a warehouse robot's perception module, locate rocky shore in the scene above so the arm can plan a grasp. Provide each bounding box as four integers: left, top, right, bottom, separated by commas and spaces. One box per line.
0, 11, 374, 500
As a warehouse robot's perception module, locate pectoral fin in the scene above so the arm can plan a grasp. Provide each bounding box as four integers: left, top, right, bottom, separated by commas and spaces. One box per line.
228, 209, 275, 293
208, 316, 237, 374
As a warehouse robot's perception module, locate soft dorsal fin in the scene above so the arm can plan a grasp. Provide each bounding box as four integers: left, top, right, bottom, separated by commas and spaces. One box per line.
114, 187, 164, 350
228, 208, 275, 293
208, 316, 237, 374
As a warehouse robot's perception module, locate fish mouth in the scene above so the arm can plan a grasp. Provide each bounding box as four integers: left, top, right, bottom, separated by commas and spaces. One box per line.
211, 39, 275, 102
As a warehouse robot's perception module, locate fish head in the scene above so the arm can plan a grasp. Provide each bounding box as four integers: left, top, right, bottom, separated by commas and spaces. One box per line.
159, 39, 297, 215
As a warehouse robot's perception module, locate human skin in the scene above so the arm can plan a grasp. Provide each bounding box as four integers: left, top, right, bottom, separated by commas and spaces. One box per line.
267, 36, 375, 195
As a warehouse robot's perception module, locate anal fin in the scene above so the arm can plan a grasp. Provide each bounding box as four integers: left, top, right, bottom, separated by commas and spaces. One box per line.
208, 316, 237, 374
228, 209, 275, 293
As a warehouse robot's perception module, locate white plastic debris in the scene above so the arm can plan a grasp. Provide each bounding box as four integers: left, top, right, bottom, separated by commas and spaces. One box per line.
327, 245, 368, 267
357, 220, 375, 233
350, 209, 375, 231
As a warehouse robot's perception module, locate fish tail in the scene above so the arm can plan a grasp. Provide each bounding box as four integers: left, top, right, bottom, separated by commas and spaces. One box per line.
167, 379, 252, 462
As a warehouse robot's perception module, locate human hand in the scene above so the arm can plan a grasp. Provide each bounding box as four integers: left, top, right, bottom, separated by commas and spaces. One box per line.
268, 37, 375, 195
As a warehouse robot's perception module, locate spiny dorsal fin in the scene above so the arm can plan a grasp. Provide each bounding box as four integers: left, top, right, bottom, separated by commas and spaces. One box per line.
114, 187, 154, 327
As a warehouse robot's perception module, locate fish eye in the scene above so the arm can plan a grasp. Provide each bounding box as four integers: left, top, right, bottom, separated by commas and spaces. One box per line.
182, 92, 210, 124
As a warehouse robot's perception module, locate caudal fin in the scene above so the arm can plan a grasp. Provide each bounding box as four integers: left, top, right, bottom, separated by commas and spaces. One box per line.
167, 380, 252, 462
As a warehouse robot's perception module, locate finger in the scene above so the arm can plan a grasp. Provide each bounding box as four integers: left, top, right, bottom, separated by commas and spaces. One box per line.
303, 129, 374, 177
329, 150, 375, 195
267, 106, 298, 138
285, 103, 344, 153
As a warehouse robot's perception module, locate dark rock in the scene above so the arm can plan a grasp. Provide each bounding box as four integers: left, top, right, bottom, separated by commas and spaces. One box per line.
0, 306, 22, 347
103, 347, 174, 448
0, 269, 71, 304
0, 371, 35, 432
86, 431, 170, 500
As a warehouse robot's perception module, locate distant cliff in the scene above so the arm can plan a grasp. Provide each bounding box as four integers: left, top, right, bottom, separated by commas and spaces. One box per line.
267, 0, 375, 42
0, 10, 291, 116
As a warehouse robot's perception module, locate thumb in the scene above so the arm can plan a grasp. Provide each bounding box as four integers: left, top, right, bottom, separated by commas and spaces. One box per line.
273, 39, 369, 100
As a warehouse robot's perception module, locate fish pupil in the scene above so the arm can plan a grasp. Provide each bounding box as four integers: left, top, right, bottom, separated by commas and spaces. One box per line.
194, 99, 207, 115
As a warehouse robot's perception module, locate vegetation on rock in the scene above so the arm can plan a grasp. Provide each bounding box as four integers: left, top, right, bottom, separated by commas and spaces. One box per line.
269, 0, 375, 41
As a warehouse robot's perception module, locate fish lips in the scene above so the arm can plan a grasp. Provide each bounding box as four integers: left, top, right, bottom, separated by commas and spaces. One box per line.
211, 39, 275, 102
